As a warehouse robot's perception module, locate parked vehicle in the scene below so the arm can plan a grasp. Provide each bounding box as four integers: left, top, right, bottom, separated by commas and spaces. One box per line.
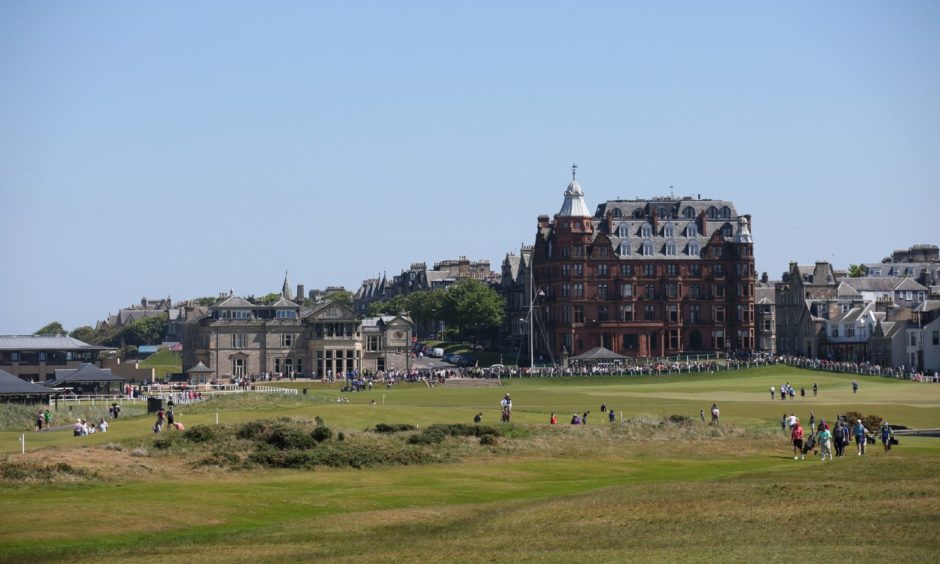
431, 347, 445, 358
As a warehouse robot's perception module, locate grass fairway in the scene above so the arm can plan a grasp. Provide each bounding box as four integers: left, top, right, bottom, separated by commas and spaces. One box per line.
1, 366, 938, 563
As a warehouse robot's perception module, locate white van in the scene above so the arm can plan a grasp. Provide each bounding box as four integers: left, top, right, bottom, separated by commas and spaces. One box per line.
431, 348, 445, 358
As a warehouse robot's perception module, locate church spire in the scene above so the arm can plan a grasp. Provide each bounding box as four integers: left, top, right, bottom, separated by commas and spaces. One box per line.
281, 270, 293, 300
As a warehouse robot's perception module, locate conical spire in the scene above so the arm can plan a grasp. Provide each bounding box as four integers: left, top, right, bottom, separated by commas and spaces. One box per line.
281, 270, 293, 300
557, 163, 591, 217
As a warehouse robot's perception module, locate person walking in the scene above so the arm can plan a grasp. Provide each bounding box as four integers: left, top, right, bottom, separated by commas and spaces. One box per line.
852, 380, 858, 394
710, 403, 720, 425
818, 424, 833, 462
834, 421, 848, 457
701, 409, 706, 424
770, 385, 775, 400
812, 382, 818, 396
800, 386, 806, 398
880, 422, 894, 453
549, 413, 557, 425
853, 419, 867, 455
791, 420, 805, 460
781, 413, 787, 434
809, 411, 815, 432
608, 409, 616, 423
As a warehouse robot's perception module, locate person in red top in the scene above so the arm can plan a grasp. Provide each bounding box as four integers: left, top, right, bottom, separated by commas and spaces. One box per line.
791, 421, 805, 460
550, 413, 557, 425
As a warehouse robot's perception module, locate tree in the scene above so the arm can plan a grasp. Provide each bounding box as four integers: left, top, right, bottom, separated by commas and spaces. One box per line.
847, 264, 868, 278
406, 289, 446, 326
259, 292, 282, 305
69, 326, 96, 343
367, 294, 407, 316
34, 321, 65, 335
442, 279, 504, 340
325, 290, 353, 308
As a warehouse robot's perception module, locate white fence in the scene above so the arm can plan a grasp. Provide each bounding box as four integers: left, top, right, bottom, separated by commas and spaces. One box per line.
51, 384, 298, 406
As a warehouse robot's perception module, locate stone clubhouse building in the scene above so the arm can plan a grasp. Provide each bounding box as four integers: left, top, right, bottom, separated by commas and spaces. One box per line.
182, 288, 413, 381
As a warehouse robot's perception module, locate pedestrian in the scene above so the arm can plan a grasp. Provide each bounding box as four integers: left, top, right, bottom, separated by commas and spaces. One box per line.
35, 411, 44, 432
700, 409, 706, 424
809, 411, 815, 432
43, 409, 52, 429
833, 421, 848, 457
791, 420, 805, 460
770, 385, 775, 400
812, 382, 818, 396
800, 386, 805, 398
853, 419, 867, 455
570, 413, 581, 425
582, 411, 590, 424
818, 425, 833, 462
880, 422, 894, 453
550, 413, 557, 425
155, 408, 165, 432
474, 412, 482, 423
167, 407, 175, 428
608, 409, 616, 423
780, 413, 787, 434
710, 403, 719, 424
600, 403, 607, 413
852, 380, 858, 394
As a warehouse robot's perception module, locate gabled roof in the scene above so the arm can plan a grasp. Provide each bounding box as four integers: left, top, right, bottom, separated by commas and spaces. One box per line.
570, 346, 628, 361
48, 363, 125, 386
271, 298, 300, 308
305, 299, 358, 320
841, 277, 903, 293
214, 295, 254, 308
0, 369, 58, 395
186, 361, 213, 374
836, 281, 861, 299
895, 278, 928, 292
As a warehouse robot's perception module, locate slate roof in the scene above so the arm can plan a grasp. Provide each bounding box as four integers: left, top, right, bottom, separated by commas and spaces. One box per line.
0, 335, 111, 351
214, 296, 254, 308
836, 281, 862, 299
570, 346, 628, 361
271, 298, 300, 308
47, 364, 125, 387
0, 369, 58, 395
895, 278, 928, 292
186, 361, 212, 374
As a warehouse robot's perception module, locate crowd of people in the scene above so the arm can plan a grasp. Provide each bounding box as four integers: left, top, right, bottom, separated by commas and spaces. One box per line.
787, 412, 896, 461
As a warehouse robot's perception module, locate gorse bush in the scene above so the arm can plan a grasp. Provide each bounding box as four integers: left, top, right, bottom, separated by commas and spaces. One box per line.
183, 425, 217, 443
311, 426, 333, 443
0, 461, 97, 483
374, 423, 417, 433
408, 424, 502, 445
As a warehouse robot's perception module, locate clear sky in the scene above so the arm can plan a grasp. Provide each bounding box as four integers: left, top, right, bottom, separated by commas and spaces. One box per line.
1, 1, 938, 335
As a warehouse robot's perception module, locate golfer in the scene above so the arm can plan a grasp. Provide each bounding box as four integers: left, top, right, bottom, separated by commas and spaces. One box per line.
791, 420, 804, 460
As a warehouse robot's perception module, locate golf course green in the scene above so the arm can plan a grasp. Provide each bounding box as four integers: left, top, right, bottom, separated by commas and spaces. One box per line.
1, 365, 938, 563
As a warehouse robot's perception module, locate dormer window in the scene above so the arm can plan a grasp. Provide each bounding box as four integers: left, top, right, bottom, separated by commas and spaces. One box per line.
611, 208, 622, 218
617, 223, 629, 238
721, 224, 733, 238
687, 223, 698, 237
664, 223, 674, 238
619, 242, 631, 256
657, 206, 667, 218
641, 224, 652, 238
720, 206, 731, 218
642, 240, 654, 255
688, 240, 700, 256
683, 206, 695, 219
706, 206, 718, 219
665, 240, 677, 256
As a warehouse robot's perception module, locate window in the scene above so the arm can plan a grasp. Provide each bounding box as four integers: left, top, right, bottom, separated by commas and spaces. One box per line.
563, 246, 571, 258
597, 284, 608, 300
707, 206, 718, 219
642, 240, 654, 255
280, 334, 294, 347
573, 283, 584, 297
574, 264, 584, 276
666, 305, 679, 322
617, 223, 629, 237
573, 246, 584, 257
689, 263, 701, 276
664, 223, 674, 238
666, 284, 678, 298
574, 305, 585, 324
713, 264, 724, 276
367, 335, 380, 352
621, 264, 633, 276
665, 241, 677, 256
621, 283, 633, 298
562, 284, 571, 297
713, 284, 726, 298
689, 305, 701, 324
597, 264, 609, 276
623, 334, 638, 349
620, 304, 634, 321
562, 306, 571, 323
596, 247, 609, 258
232, 334, 246, 348
276, 309, 297, 319
711, 247, 722, 258
688, 241, 700, 256
714, 329, 725, 349
644, 305, 656, 321
910, 333, 918, 346
737, 305, 744, 322
715, 305, 726, 323
643, 264, 655, 277
683, 206, 696, 219
598, 305, 609, 321
721, 225, 733, 238
232, 358, 245, 377
720, 206, 731, 218
619, 242, 631, 256
846, 327, 855, 338
611, 208, 622, 218
666, 264, 678, 277
562, 264, 571, 277
644, 284, 656, 300
687, 223, 698, 237
669, 330, 680, 350
641, 224, 652, 238
689, 284, 701, 299
933, 331, 939, 346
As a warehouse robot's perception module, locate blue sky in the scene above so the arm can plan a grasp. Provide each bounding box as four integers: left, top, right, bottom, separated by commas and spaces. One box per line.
1, 1, 938, 334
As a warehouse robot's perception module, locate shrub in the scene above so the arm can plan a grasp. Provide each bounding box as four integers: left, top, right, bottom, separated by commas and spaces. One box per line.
183, 425, 217, 443
479, 434, 498, 446
152, 437, 173, 450
237, 420, 272, 440
407, 424, 502, 445
196, 451, 240, 467
0, 461, 96, 482
374, 423, 417, 433
266, 426, 316, 450
314, 416, 325, 427
337, 432, 345, 441
311, 426, 333, 443
667, 414, 692, 425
